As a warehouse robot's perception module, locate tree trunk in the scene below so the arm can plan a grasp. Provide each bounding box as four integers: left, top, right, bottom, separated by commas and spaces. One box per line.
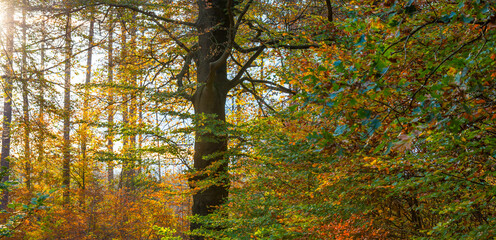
80, 6, 95, 206
129, 13, 138, 181
38, 15, 47, 188
119, 20, 132, 190
0, 0, 15, 210
62, 3, 72, 205
325, 0, 333, 22
21, 0, 32, 193
107, 10, 115, 186
190, 0, 231, 238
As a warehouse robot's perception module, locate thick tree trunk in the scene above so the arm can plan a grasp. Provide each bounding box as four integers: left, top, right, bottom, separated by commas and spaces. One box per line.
190, 0, 230, 238
62, 5, 72, 205
0, 0, 15, 210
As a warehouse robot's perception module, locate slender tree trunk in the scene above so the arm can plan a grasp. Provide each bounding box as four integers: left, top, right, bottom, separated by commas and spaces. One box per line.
62, 3, 72, 205
80, 6, 95, 205
129, 14, 138, 179
325, 0, 333, 22
38, 16, 46, 187
138, 94, 143, 175
0, 0, 15, 210
155, 111, 161, 182
107, 11, 115, 186
119, 20, 131, 190
21, 0, 32, 193
190, 1, 231, 238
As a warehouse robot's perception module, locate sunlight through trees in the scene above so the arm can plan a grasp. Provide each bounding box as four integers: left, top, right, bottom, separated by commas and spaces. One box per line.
0, 0, 494, 239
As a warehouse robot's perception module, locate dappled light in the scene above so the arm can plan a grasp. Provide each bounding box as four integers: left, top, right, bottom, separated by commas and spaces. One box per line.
0, 0, 495, 239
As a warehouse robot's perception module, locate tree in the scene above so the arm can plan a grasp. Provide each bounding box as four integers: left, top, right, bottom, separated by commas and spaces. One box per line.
21, 0, 32, 194
187, 1, 232, 235
36, 2, 48, 193
78, 2, 95, 205
95, 1, 323, 237
0, 0, 15, 210
62, 0, 72, 205
0, 0, 492, 239
106, 8, 115, 186
206, 1, 496, 238
118, 17, 133, 190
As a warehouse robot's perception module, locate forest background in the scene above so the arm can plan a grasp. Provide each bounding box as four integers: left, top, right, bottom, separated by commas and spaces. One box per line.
0, 0, 495, 239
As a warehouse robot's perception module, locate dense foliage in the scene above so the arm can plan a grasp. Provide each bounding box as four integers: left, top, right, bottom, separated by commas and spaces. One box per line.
0, 0, 494, 239
206, 1, 496, 239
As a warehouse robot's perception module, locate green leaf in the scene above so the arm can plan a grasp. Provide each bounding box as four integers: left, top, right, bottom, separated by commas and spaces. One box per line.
368, 118, 382, 136
333, 124, 349, 136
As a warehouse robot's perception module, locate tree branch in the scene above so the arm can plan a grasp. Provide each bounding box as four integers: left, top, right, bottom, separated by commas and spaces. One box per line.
408, 33, 483, 109
98, 1, 197, 28
240, 83, 276, 114
234, 0, 254, 31
229, 45, 266, 89
209, 0, 254, 80
149, 18, 191, 52
246, 78, 296, 95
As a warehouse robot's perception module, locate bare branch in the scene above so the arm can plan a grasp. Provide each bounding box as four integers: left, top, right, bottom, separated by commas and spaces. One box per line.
99, 1, 197, 28
149, 18, 191, 52
269, 43, 320, 49
246, 78, 296, 95
229, 45, 266, 89
176, 52, 195, 89
408, 33, 483, 109
234, 42, 263, 53
209, 0, 254, 78
234, 39, 319, 54
234, 0, 254, 31
209, 0, 239, 73
240, 83, 276, 114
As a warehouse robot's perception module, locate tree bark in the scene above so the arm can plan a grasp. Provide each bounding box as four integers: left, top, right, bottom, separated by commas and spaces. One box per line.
37, 14, 47, 188
21, 0, 32, 193
62, 2, 72, 205
325, 0, 333, 22
129, 13, 138, 181
119, 19, 133, 190
107, 10, 115, 186
0, 0, 15, 210
80, 5, 95, 205
190, 0, 231, 238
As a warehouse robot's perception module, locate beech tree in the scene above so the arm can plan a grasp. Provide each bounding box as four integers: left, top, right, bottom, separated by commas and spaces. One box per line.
92, 1, 325, 238
0, 0, 492, 239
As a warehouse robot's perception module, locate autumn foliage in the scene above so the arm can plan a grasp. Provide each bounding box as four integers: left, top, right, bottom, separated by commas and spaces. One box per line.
0, 0, 495, 239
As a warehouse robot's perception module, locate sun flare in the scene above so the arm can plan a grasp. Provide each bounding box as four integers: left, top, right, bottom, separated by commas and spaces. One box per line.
0, 2, 6, 34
